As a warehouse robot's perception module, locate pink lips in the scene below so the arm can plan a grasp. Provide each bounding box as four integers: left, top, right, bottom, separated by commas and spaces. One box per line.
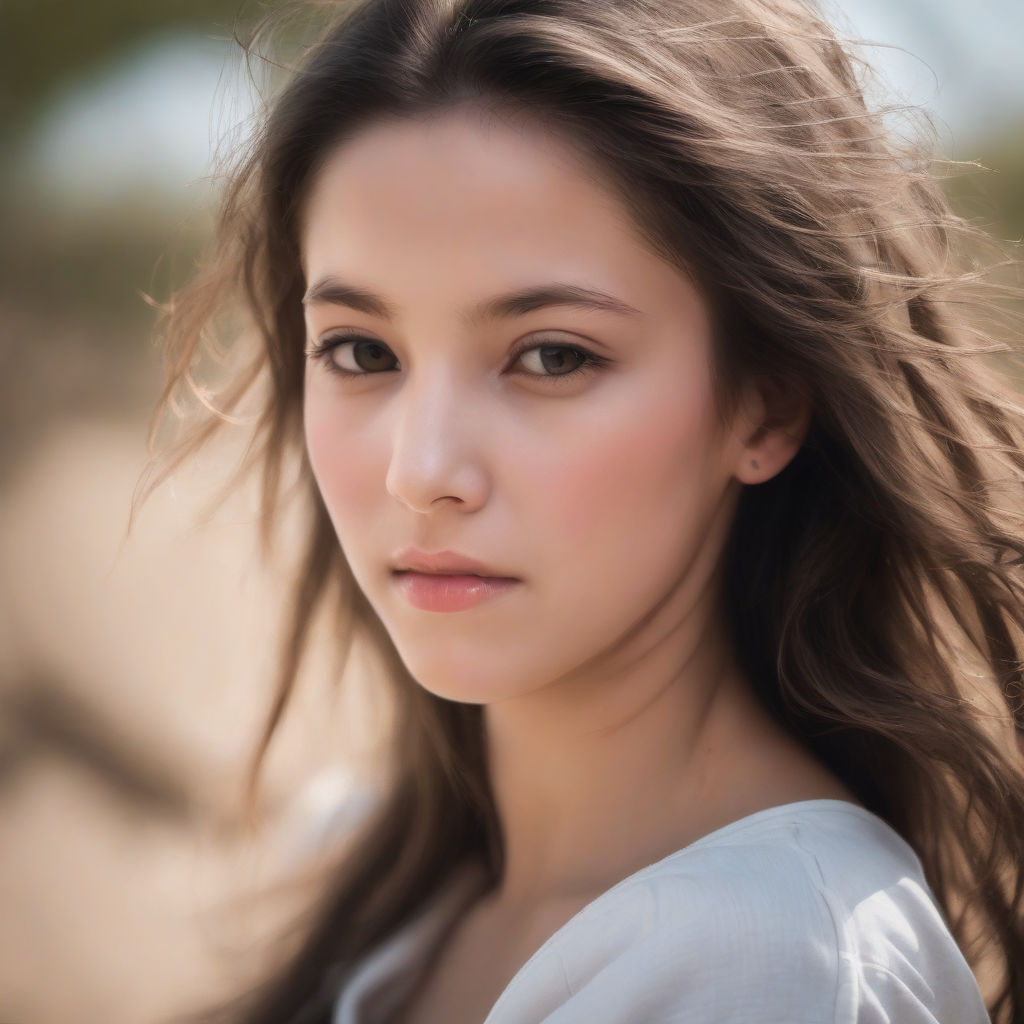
392, 571, 520, 612
390, 548, 521, 611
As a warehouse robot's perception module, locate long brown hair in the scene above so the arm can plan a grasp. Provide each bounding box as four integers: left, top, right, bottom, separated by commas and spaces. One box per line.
137, 1, 1024, 1021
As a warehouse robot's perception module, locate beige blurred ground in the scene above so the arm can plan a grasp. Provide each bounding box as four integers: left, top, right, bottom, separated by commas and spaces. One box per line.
0, 409, 388, 1024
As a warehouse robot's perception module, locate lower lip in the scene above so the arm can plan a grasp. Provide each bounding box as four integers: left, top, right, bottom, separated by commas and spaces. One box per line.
392, 571, 520, 611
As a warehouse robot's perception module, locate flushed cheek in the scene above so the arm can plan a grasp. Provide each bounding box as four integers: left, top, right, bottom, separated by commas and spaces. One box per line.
303, 397, 385, 540
539, 386, 722, 584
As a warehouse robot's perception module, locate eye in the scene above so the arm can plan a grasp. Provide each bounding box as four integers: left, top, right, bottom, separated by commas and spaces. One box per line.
306, 334, 398, 377
516, 344, 589, 376
514, 343, 601, 380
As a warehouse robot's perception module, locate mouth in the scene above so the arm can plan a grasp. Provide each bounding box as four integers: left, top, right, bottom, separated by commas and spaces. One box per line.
392, 569, 512, 580
391, 569, 521, 611
390, 548, 518, 580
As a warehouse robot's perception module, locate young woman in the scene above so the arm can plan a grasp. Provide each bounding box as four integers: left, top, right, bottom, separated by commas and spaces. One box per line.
143, 0, 1024, 1021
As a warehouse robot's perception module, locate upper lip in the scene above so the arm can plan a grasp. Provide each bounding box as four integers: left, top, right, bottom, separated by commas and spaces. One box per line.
391, 547, 517, 579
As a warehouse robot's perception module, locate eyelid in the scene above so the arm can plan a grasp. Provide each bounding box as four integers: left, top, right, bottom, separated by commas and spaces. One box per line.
305, 326, 369, 356
507, 332, 593, 362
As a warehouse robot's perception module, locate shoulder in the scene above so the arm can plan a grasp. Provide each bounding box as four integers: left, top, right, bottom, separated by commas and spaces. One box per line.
659, 802, 987, 1023
493, 802, 989, 1024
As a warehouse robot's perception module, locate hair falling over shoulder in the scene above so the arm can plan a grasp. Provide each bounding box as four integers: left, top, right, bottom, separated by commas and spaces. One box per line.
136, 1, 1024, 1021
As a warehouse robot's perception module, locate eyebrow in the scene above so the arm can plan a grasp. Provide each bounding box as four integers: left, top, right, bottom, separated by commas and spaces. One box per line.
301, 277, 644, 326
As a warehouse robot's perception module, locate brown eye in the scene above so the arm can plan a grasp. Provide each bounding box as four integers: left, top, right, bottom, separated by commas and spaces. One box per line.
518, 345, 589, 377
308, 336, 399, 377
513, 342, 609, 384
344, 338, 396, 373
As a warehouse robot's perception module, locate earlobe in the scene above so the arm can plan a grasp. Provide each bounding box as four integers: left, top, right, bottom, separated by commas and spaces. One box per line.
732, 375, 812, 485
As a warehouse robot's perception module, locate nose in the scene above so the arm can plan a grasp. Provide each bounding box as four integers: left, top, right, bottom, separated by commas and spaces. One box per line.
384, 372, 490, 515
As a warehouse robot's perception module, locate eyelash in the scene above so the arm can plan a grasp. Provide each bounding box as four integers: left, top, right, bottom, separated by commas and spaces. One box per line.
305, 334, 610, 385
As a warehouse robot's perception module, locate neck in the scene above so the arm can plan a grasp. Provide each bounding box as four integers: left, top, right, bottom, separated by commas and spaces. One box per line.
481, 577, 772, 909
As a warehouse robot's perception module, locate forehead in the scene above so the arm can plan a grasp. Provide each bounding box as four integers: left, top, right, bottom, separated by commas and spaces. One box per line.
299, 106, 685, 313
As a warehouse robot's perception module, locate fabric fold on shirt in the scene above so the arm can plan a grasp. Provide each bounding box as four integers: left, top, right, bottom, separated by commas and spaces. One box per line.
332, 799, 990, 1024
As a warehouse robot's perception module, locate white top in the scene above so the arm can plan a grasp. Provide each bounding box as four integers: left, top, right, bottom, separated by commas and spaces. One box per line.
332, 799, 990, 1024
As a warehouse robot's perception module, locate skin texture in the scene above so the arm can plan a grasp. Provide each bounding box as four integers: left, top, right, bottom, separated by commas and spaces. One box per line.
300, 105, 857, 1024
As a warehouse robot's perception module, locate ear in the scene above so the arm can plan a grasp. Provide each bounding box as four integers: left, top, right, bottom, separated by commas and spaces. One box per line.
730, 375, 812, 485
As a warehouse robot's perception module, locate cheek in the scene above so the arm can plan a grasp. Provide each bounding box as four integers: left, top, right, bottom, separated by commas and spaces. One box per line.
303, 385, 378, 527
541, 372, 724, 555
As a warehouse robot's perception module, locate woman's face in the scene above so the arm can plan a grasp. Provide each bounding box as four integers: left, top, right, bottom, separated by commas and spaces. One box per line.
300, 106, 756, 705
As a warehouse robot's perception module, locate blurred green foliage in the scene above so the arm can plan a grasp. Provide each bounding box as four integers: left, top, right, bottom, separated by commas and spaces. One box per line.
944, 133, 1024, 243
0, 0, 250, 137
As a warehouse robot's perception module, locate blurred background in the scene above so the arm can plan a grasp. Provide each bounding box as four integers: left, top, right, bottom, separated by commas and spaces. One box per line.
0, 0, 1021, 1022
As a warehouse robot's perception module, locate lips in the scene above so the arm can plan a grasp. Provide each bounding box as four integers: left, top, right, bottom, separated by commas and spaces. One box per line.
394, 569, 488, 577
392, 570, 520, 611
389, 548, 521, 611
391, 547, 517, 579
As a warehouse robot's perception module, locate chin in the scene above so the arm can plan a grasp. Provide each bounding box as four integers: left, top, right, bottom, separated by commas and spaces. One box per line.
408, 675, 504, 706
395, 650, 524, 706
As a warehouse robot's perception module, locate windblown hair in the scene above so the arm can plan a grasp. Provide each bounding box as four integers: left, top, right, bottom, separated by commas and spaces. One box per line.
139, 1, 1024, 1021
